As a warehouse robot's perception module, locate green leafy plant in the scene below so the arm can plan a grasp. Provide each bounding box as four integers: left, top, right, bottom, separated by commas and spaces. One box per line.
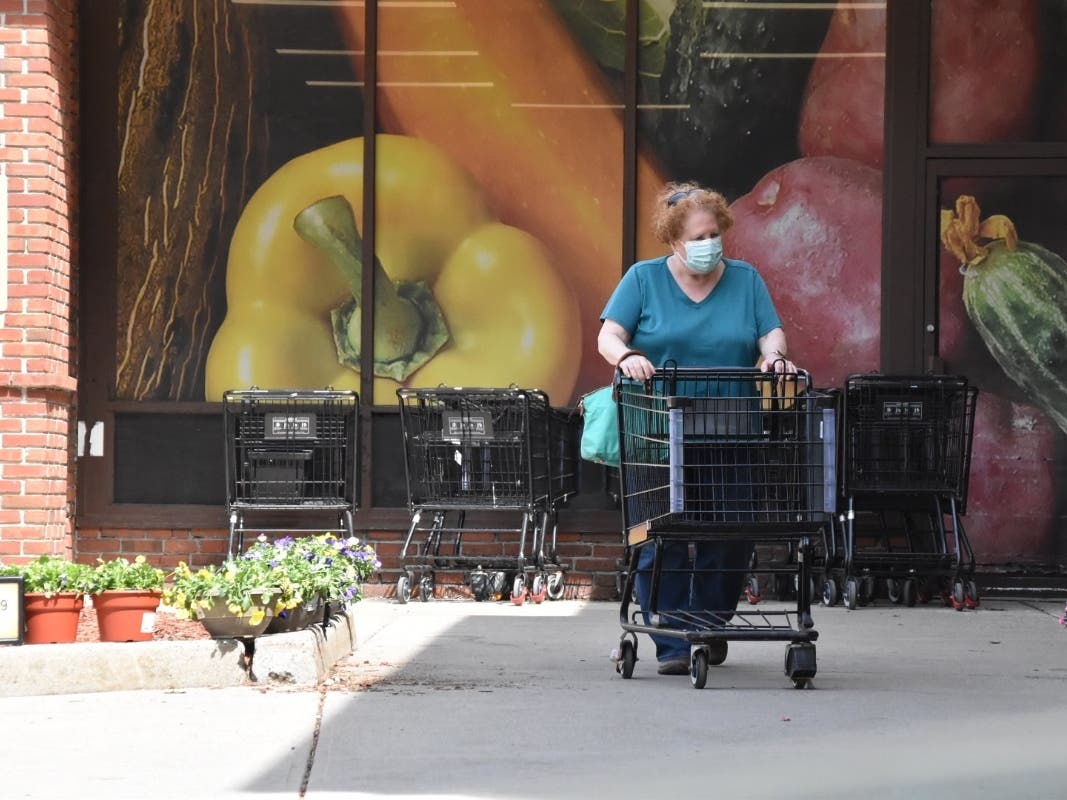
163, 559, 281, 627
17, 555, 93, 598
88, 555, 166, 594
242, 533, 381, 608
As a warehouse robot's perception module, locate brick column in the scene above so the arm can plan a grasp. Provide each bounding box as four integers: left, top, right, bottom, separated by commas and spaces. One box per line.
0, 0, 77, 562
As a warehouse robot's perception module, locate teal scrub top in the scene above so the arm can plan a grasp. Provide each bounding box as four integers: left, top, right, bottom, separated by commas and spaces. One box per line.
601, 256, 782, 368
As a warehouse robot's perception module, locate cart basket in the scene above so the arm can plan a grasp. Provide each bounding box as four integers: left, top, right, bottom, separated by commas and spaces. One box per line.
224, 389, 358, 510
397, 387, 556, 511
842, 374, 977, 504
617, 367, 837, 541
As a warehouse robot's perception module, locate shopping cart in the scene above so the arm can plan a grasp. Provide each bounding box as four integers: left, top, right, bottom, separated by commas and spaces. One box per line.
614, 367, 837, 689
223, 389, 359, 557
825, 374, 978, 610
396, 387, 580, 603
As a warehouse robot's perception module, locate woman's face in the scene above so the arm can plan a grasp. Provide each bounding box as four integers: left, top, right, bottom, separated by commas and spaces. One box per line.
673, 208, 721, 254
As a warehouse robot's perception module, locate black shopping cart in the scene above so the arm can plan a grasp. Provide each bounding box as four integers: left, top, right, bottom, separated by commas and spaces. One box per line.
614, 367, 837, 689
223, 389, 359, 557
825, 374, 978, 610
396, 387, 580, 603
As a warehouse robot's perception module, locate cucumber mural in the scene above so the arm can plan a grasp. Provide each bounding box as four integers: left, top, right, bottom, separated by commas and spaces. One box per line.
112, 0, 1065, 565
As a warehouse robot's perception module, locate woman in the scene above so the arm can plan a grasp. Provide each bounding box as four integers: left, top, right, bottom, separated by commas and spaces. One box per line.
598, 182, 796, 675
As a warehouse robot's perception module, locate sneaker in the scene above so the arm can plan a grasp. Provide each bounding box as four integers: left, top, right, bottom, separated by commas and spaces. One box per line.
707, 639, 728, 666
656, 657, 690, 675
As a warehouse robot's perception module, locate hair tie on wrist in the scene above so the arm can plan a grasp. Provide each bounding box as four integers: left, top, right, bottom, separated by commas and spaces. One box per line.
616, 349, 644, 368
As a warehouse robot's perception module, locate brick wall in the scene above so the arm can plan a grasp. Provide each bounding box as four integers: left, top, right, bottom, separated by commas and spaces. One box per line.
0, 0, 78, 562
73, 526, 628, 601
75, 527, 232, 571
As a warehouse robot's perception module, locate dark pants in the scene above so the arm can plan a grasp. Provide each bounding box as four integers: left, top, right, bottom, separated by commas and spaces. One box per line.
632, 445, 755, 662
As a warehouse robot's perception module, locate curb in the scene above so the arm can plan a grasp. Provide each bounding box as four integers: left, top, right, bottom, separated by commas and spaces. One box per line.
0, 610, 357, 698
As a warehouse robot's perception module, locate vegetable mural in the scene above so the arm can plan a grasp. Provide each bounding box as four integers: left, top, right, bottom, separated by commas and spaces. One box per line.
642, 0, 832, 201
204, 136, 581, 402
798, 0, 1041, 167
115, 0, 271, 401
723, 156, 882, 389
338, 0, 667, 401
940, 196, 1067, 435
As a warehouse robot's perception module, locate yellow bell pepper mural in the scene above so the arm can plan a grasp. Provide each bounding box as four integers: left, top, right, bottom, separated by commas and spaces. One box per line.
205, 135, 581, 403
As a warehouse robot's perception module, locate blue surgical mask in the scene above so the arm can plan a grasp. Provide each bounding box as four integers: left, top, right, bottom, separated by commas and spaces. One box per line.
682, 237, 722, 274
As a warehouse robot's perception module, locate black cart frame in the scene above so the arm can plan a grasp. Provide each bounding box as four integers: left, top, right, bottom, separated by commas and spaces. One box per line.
824, 374, 978, 610
223, 389, 359, 557
396, 387, 580, 603
614, 367, 836, 689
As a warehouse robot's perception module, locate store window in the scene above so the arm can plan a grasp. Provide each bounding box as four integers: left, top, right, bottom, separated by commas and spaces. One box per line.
103, 0, 365, 510
928, 0, 1067, 145
635, 0, 886, 387
935, 172, 1067, 564
341, 1, 621, 406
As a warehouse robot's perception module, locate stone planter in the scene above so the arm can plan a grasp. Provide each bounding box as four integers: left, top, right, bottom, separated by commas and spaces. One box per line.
195, 593, 275, 638
265, 596, 323, 634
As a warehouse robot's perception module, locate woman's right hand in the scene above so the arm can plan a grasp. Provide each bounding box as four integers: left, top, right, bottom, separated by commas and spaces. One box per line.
618, 351, 655, 381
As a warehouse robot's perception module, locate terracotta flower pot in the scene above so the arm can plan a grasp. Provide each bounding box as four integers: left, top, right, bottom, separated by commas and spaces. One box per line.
195, 593, 275, 638
24, 592, 84, 644
93, 590, 162, 642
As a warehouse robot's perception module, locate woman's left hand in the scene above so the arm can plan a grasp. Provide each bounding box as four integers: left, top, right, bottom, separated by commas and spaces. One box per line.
760, 355, 798, 375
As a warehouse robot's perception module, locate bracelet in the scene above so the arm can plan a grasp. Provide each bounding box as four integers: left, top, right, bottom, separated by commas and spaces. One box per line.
765, 350, 788, 360
616, 349, 644, 368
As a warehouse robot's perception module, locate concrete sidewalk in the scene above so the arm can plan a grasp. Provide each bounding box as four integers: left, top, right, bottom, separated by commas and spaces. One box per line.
2, 598, 1066, 799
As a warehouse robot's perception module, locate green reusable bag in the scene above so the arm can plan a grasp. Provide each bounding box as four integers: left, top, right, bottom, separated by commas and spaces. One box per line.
579, 385, 620, 468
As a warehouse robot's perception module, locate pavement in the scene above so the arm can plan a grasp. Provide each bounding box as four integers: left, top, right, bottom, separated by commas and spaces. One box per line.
2, 596, 1067, 799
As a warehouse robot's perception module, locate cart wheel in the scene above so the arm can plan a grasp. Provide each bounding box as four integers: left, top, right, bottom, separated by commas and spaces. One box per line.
396, 574, 411, 604
690, 650, 709, 690
860, 576, 876, 606
886, 578, 902, 605
951, 579, 966, 611
903, 578, 916, 607
418, 574, 434, 603
490, 571, 507, 600
822, 579, 838, 607
784, 642, 817, 685
619, 639, 636, 679
845, 578, 858, 610
530, 574, 547, 604
965, 579, 980, 609
546, 571, 565, 601
745, 576, 762, 605
511, 575, 527, 606
469, 570, 487, 602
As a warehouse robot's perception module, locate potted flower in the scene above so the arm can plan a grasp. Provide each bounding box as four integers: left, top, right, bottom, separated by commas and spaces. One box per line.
18, 555, 92, 644
243, 536, 320, 634
163, 559, 281, 638
88, 556, 166, 642
305, 534, 380, 609
243, 534, 379, 634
